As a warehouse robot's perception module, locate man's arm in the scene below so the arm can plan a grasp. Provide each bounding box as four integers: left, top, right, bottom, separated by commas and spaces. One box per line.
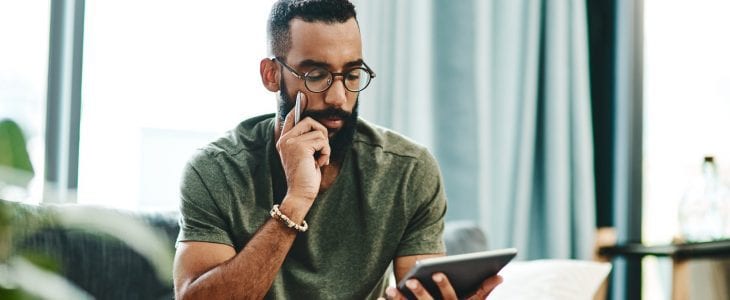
387, 255, 503, 300
174, 197, 310, 299
175, 94, 331, 299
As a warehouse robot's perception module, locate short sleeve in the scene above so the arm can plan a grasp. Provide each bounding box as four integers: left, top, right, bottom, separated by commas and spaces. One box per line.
396, 150, 447, 257
176, 151, 233, 247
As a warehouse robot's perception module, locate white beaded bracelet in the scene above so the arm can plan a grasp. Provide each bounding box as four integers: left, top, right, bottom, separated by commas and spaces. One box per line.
270, 204, 308, 233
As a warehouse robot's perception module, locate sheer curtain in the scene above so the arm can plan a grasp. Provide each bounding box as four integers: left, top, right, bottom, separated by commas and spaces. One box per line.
355, 0, 595, 259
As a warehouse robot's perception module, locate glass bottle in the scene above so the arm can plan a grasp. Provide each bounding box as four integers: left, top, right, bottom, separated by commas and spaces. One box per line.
677, 156, 727, 242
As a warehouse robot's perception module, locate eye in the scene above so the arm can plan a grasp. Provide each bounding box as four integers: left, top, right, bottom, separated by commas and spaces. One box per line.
305, 68, 329, 82
345, 69, 362, 81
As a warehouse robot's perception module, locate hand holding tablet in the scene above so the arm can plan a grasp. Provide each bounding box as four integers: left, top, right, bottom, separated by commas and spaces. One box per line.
396, 248, 517, 299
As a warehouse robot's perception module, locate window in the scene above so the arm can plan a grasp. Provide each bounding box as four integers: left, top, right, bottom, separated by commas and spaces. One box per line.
643, 0, 730, 297
78, 1, 276, 210
0, 2, 51, 203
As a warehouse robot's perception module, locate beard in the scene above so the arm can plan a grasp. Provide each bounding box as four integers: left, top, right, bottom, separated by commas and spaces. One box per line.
278, 80, 359, 163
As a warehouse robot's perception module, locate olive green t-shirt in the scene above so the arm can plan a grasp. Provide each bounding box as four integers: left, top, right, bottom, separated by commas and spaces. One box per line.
177, 114, 446, 299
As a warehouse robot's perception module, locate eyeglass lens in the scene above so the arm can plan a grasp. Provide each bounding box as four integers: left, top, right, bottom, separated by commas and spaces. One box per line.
304, 67, 371, 92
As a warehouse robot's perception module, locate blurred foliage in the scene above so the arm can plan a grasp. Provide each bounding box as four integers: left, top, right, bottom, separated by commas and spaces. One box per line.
0, 200, 94, 299
0, 119, 34, 189
0, 119, 34, 173
0, 201, 37, 299
0, 199, 175, 299
17, 250, 62, 274
0, 288, 38, 300
0, 119, 83, 298
1, 120, 173, 299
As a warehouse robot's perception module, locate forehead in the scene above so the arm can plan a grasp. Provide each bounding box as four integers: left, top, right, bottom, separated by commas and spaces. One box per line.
287, 18, 362, 67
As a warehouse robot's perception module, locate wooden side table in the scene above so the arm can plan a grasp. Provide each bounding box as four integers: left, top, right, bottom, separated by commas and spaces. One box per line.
599, 239, 730, 299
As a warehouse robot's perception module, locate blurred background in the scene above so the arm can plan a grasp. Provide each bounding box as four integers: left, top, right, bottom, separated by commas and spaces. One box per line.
1, 0, 729, 299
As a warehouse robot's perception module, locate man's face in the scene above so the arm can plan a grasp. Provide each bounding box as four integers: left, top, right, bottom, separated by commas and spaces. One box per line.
277, 17, 363, 161
277, 80, 358, 162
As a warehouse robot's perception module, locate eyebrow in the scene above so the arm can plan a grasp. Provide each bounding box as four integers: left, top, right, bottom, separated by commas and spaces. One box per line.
297, 59, 364, 69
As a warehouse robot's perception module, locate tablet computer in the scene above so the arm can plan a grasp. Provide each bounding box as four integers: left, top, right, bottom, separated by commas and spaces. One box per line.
397, 248, 517, 299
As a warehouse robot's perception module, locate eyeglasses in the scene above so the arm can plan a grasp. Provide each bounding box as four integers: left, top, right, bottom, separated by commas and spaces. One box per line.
272, 57, 376, 93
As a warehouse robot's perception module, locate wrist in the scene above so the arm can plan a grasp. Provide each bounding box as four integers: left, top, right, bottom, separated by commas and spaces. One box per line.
270, 205, 308, 233
279, 195, 314, 223
285, 188, 318, 203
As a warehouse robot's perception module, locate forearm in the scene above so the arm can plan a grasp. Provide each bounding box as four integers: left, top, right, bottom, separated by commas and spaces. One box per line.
179, 198, 311, 299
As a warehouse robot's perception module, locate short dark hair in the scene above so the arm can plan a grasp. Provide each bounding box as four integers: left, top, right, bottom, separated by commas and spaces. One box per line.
267, 0, 357, 57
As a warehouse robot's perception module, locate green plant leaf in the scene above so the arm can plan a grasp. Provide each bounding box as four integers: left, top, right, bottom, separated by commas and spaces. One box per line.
0, 119, 34, 188
4, 257, 92, 300
18, 251, 62, 274
0, 287, 38, 300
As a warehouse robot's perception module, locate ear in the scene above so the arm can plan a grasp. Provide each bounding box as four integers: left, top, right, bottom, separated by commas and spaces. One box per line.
260, 58, 280, 92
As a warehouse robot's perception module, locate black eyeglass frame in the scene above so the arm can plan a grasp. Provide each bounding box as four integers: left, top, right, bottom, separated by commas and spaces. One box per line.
272, 57, 376, 93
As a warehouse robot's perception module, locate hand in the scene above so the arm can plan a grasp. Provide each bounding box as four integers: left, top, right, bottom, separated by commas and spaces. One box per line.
381, 273, 503, 300
276, 92, 332, 202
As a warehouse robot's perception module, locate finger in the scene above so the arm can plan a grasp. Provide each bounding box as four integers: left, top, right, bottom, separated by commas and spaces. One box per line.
317, 139, 331, 166
280, 124, 331, 168
300, 116, 330, 166
288, 130, 327, 143
285, 117, 329, 140
385, 287, 405, 300
284, 117, 331, 166
406, 279, 434, 300
285, 132, 330, 154
467, 275, 503, 300
432, 273, 457, 299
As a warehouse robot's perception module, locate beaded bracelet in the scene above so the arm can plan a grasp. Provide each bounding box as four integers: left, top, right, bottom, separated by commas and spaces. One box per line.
270, 204, 309, 233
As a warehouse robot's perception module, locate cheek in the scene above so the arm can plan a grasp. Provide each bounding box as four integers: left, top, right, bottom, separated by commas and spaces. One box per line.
282, 77, 303, 94
347, 96, 359, 111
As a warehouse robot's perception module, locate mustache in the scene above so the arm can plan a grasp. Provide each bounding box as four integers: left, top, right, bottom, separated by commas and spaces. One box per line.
301, 107, 352, 120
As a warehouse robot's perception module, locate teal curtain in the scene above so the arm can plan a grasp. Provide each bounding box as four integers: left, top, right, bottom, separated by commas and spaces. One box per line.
355, 0, 595, 260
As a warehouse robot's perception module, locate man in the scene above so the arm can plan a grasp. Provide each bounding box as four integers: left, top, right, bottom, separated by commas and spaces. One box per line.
173, 0, 502, 299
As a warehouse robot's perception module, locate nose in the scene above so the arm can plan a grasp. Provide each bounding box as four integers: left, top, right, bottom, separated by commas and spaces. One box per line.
323, 76, 347, 107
